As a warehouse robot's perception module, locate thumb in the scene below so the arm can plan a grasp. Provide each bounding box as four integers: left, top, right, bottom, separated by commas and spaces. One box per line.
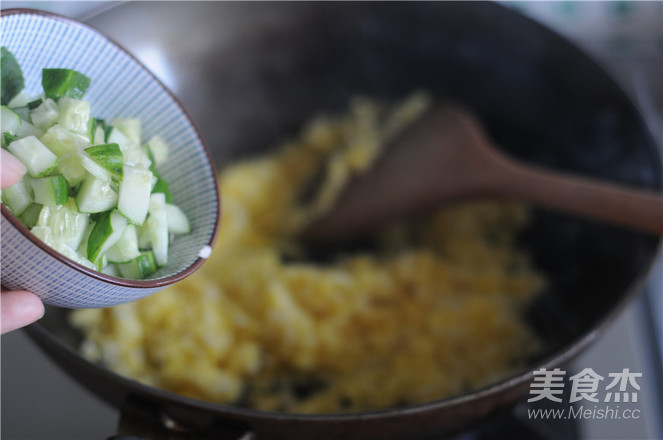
1, 148, 27, 189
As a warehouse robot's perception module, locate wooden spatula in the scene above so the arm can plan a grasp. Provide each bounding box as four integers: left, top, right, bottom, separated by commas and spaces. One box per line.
303, 106, 663, 241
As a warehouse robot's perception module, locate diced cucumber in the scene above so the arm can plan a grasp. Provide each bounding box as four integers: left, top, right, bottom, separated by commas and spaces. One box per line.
57, 97, 90, 135
79, 148, 112, 183
101, 263, 119, 277
106, 125, 135, 153
123, 145, 151, 168
1, 105, 22, 134
85, 143, 123, 179
165, 203, 191, 234
7, 135, 57, 177
15, 119, 44, 139
92, 125, 106, 146
56, 150, 87, 186
40, 124, 90, 156
30, 98, 59, 130
76, 222, 94, 256
1, 177, 33, 215
118, 165, 153, 225
87, 209, 128, 263
12, 106, 31, 122
42, 68, 90, 101
0, 53, 193, 280
8, 92, 31, 108
36, 198, 89, 250
105, 224, 140, 263
75, 175, 118, 213
111, 117, 141, 145
1, 47, 25, 106
117, 250, 158, 279
144, 135, 169, 167
31, 175, 68, 206
18, 202, 42, 228
139, 193, 169, 265
32, 224, 96, 270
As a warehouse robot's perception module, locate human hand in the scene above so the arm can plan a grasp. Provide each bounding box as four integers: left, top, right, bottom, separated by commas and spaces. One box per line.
1, 149, 45, 334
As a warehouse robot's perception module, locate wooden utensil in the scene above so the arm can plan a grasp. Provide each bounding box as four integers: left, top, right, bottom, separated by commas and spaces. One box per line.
303, 106, 663, 241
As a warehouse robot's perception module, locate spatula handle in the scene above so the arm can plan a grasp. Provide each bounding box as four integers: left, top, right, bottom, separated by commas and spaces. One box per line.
495, 159, 663, 235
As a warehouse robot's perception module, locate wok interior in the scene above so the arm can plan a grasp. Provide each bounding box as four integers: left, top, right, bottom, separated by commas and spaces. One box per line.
38, 1, 660, 407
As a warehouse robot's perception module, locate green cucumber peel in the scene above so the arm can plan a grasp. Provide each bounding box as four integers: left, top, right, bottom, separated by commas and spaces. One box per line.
86, 143, 123, 179
42, 68, 91, 101
1, 47, 25, 106
32, 175, 68, 206
87, 210, 117, 262
117, 250, 158, 278
2, 132, 18, 148
27, 98, 43, 110
151, 178, 173, 204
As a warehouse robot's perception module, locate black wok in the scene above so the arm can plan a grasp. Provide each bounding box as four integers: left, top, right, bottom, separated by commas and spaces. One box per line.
24, 2, 661, 439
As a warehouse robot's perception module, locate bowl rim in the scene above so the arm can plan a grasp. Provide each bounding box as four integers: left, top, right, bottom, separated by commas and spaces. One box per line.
0, 8, 221, 290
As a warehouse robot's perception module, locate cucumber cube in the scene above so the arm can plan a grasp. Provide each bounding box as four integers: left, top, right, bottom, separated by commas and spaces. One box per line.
15, 119, 44, 139
41, 124, 90, 156
57, 97, 90, 135
18, 203, 42, 228
105, 224, 140, 263
9, 93, 32, 108
165, 203, 191, 235
106, 126, 135, 153
144, 135, 169, 167
32, 224, 96, 270
1, 177, 33, 215
87, 209, 128, 263
37, 198, 89, 250
30, 98, 59, 131
7, 136, 58, 177
118, 165, 153, 225
31, 175, 68, 206
117, 250, 158, 279
141, 192, 168, 266
75, 176, 118, 213
57, 150, 87, 186
123, 145, 152, 168
111, 117, 141, 145
1, 105, 21, 134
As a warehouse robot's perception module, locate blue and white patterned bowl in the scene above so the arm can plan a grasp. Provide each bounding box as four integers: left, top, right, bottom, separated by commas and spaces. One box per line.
0, 9, 220, 308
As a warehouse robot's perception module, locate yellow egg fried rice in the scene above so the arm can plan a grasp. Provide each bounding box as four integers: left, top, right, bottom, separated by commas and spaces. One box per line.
71, 94, 544, 414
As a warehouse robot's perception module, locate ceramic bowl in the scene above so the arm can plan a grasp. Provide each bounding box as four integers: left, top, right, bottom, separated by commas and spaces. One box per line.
0, 9, 220, 308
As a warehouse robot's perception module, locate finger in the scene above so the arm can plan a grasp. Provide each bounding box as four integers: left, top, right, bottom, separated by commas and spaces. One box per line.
1, 290, 45, 334
1, 149, 27, 189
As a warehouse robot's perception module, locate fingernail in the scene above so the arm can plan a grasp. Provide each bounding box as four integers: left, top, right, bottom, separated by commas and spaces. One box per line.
1, 149, 27, 181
